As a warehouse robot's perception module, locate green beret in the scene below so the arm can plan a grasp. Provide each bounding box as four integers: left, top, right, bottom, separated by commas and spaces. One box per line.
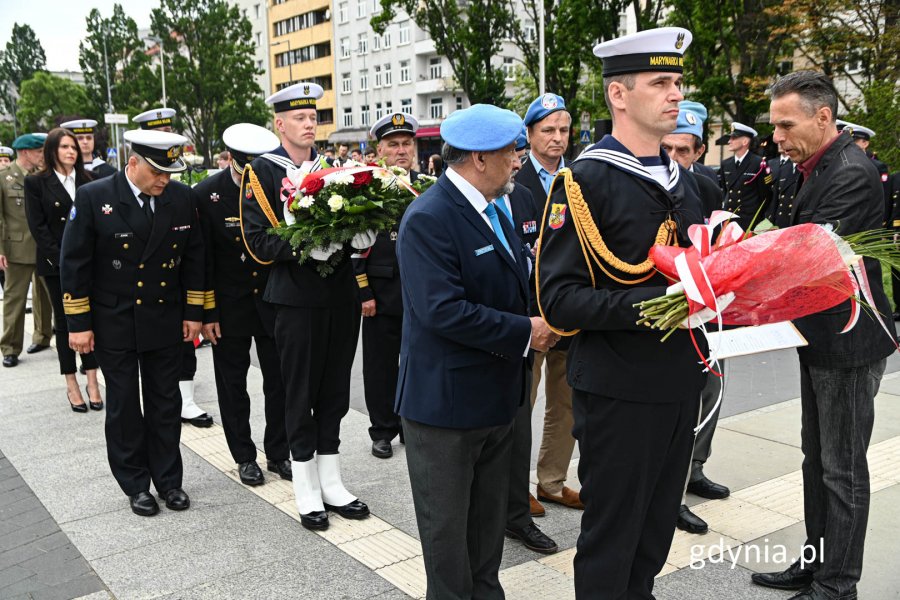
11, 133, 46, 150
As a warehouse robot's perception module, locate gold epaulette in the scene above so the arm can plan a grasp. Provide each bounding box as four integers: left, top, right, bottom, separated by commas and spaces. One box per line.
62, 293, 90, 315
186, 290, 205, 306
203, 291, 216, 310
239, 164, 277, 266
356, 274, 369, 289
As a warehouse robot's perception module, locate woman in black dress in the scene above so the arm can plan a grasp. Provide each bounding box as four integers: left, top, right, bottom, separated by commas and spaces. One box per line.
24, 128, 103, 413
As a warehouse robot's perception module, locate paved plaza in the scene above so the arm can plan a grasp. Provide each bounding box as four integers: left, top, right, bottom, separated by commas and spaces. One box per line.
2, 312, 900, 599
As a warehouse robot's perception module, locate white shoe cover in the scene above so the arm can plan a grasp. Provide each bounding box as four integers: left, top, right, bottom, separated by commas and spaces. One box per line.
179, 380, 205, 419
317, 453, 357, 506
291, 459, 325, 515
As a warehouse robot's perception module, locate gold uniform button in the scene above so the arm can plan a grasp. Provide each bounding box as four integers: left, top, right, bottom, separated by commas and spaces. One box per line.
159, 299, 164, 304
253, 288, 259, 294
136, 299, 142, 305
160, 282, 166, 287
139, 263, 144, 269
54, 202, 60, 207
137, 281, 144, 287
123, 243, 129, 249
162, 263, 167, 268
234, 237, 240, 242
252, 271, 258, 277
172, 243, 178, 249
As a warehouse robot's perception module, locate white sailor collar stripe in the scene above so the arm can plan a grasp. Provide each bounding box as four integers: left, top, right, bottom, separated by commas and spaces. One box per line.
576, 146, 680, 192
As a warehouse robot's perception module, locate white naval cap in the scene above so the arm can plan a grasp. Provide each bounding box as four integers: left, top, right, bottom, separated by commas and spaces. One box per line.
221, 123, 280, 171
370, 112, 418, 141
0, 146, 13, 158
265, 82, 324, 113
60, 119, 98, 134
593, 27, 692, 77
133, 107, 177, 130
123, 129, 189, 172
837, 120, 875, 140
729, 122, 758, 138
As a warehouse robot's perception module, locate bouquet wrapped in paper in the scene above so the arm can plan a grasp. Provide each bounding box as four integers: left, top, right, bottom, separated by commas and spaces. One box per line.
637, 211, 898, 341
270, 161, 435, 276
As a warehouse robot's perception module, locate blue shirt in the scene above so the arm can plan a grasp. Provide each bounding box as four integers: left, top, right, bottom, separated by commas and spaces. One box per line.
530, 153, 565, 196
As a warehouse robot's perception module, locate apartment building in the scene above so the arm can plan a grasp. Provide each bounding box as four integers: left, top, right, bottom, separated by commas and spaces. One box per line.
236, 0, 272, 96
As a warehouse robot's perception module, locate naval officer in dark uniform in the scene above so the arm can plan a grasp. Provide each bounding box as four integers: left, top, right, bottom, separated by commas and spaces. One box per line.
767, 147, 801, 228
195, 123, 290, 486
719, 122, 773, 231
352, 111, 421, 459
240, 82, 372, 531
537, 27, 708, 598
61, 129, 205, 516
60, 119, 117, 179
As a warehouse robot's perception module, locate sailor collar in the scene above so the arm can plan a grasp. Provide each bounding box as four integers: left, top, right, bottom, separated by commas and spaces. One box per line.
576, 135, 680, 191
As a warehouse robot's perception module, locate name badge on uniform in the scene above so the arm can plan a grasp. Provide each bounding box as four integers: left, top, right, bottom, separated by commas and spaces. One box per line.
522, 220, 537, 235
114, 232, 133, 239
171, 224, 191, 231
474, 244, 495, 256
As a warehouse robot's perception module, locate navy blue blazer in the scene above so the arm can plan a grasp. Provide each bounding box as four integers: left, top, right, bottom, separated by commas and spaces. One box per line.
395, 173, 533, 429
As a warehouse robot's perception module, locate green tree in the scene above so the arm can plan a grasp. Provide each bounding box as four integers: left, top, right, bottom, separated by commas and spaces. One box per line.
16, 72, 92, 132
0, 23, 48, 121
150, 0, 269, 163
371, 0, 513, 105
78, 5, 159, 118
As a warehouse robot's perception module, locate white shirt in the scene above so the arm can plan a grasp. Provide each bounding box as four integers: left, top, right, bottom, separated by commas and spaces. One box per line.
734, 150, 749, 166
55, 170, 76, 200
124, 167, 155, 212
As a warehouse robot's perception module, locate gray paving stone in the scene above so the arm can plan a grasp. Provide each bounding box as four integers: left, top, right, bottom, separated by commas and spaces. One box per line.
0, 564, 33, 590
0, 530, 71, 570
655, 561, 790, 599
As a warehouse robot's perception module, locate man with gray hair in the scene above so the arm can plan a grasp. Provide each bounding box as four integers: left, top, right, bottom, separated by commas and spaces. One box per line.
751, 70, 896, 600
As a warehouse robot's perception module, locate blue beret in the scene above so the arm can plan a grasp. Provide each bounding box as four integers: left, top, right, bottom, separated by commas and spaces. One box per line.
11, 133, 46, 150
440, 104, 523, 152
672, 100, 707, 138
515, 125, 528, 150
523, 94, 567, 126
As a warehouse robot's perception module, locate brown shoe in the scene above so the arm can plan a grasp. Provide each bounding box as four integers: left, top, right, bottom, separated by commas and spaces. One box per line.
537, 484, 584, 510
529, 493, 545, 517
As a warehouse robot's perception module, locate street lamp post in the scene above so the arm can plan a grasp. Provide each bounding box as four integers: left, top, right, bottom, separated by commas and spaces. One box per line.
146, 35, 168, 106
271, 39, 294, 85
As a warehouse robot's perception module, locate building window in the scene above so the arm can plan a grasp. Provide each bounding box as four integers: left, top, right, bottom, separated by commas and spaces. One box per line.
429, 57, 442, 80
383, 63, 392, 86
254, 3, 260, 18
360, 104, 370, 126
341, 72, 352, 94
358, 33, 368, 55
356, 0, 366, 18
340, 37, 351, 59
385, 100, 393, 115
317, 109, 334, 125
274, 42, 331, 67
338, 1, 349, 23
343, 108, 353, 127
399, 21, 410, 45
257, 59, 263, 70
376, 102, 383, 120
382, 31, 391, 48
360, 69, 369, 90
371, 0, 380, 13
399, 60, 410, 83
502, 57, 515, 81
401, 98, 412, 113
373, 34, 381, 51
374, 65, 382, 88
456, 96, 463, 111
430, 97, 443, 119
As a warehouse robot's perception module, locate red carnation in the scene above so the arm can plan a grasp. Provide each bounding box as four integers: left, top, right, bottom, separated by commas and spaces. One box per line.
352, 171, 373, 187
303, 176, 325, 195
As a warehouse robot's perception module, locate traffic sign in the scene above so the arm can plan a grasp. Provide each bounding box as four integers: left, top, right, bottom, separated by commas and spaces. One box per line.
580, 130, 591, 144
359, 140, 367, 151
104, 113, 129, 125
107, 147, 117, 158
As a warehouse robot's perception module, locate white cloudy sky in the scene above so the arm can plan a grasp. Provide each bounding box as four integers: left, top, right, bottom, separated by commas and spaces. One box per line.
1, 1, 159, 71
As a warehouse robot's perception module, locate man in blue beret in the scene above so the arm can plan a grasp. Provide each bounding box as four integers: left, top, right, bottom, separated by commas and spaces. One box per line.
396, 103, 558, 599
1, 134, 54, 367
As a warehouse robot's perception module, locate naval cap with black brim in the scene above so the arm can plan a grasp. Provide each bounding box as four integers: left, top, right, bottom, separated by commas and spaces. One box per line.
221, 123, 281, 172
265, 82, 324, 113
133, 108, 177, 131
0, 146, 13, 158
837, 120, 875, 140
593, 27, 692, 77
60, 119, 98, 135
370, 112, 418, 141
123, 129, 188, 173
440, 104, 523, 152
729, 122, 758, 138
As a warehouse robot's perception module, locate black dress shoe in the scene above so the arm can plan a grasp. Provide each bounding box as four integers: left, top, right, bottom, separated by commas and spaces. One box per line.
158, 488, 191, 510
129, 491, 160, 516
266, 459, 292, 481
181, 413, 214, 428
323, 499, 370, 520
2, 355, 18, 367
300, 510, 329, 531
372, 439, 393, 458
687, 475, 730, 499
238, 461, 265, 486
505, 523, 559, 554
85, 385, 103, 411
676, 504, 708, 534
26, 343, 50, 354
787, 588, 827, 600
751, 560, 816, 590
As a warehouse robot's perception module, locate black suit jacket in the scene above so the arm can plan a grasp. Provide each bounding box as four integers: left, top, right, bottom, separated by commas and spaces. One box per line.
790, 132, 896, 368
719, 152, 772, 230
515, 154, 552, 217
60, 171, 205, 352
24, 170, 92, 277
768, 159, 801, 228
692, 162, 718, 184
689, 169, 721, 219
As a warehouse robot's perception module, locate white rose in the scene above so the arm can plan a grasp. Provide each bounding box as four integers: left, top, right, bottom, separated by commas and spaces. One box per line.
334, 172, 357, 186
327, 194, 345, 212
298, 195, 315, 208
286, 165, 311, 188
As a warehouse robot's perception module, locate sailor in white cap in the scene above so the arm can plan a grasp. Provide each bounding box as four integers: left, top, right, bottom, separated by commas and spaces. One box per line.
0, 145, 14, 168
352, 112, 420, 462
192, 123, 290, 487
719, 121, 773, 229
60, 127, 205, 517
240, 81, 373, 530
60, 118, 117, 179
536, 27, 711, 597
132, 108, 177, 132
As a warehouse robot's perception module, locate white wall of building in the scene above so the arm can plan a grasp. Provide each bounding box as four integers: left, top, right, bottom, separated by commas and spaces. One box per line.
235, 0, 271, 95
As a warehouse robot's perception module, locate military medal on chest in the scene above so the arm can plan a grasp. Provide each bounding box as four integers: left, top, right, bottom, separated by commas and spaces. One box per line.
102, 204, 113, 215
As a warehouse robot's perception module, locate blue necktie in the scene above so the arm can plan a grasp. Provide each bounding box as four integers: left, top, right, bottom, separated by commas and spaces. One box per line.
496, 196, 513, 224
484, 202, 512, 255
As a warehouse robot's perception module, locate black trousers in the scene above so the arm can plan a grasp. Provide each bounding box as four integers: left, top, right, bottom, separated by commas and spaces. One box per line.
274, 303, 360, 462
362, 313, 402, 441
42, 275, 98, 375
180, 340, 196, 381
506, 367, 533, 530
893, 267, 900, 311
94, 344, 184, 496
572, 391, 699, 599
403, 417, 514, 600
211, 334, 289, 463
